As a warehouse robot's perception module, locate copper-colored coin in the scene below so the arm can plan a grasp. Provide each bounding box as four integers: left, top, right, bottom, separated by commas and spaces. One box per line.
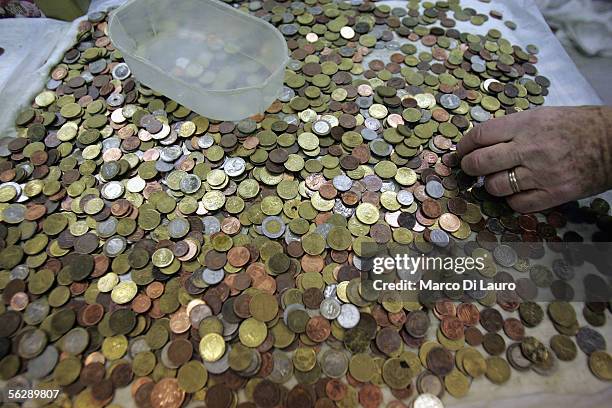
376, 326, 402, 356
447, 197, 467, 215
438, 213, 461, 232
301, 255, 325, 273
306, 316, 331, 342
480, 308, 504, 332
253, 380, 281, 407
227, 246, 250, 267
440, 316, 464, 340
169, 308, 190, 333
146, 282, 165, 299
10, 292, 29, 311
426, 347, 454, 376
92, 378, 114, 401
135, 380, 155, 408
150, 378, 185, 408
81, 303, 104, 326
358, 384, 383, 408
465, 326, 484, 346
80, 362, 105, 386
25, 204, 47, 220
434, 299, 456, 319
456, 303, 480, 326
326, 378, 347, 401
422, 199, 442, 218
503, 317, 525, 341
111, 362, 134, 388
167, 338, 193, 366
303, 287, 324, 309
483, 332, 506, 356
205, 250, 227, 270
221, 217, 241, 235
132, 293, 152, 313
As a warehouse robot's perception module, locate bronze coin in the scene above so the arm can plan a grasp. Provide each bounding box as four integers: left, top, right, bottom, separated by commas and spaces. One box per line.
503, 317, 525, 341
483, 332, 506, 356
440, 316, 464, 340
422, 199, 442, 218
80, 362, 105, 386
480, 307, 504, 332
465, 326, 484, 346
426, 347, 454, 376
92, 378, 114, 401
456, 303, 479, 326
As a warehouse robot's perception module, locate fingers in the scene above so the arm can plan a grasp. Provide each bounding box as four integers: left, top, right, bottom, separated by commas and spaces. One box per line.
506, 190, 552, 214
456, 117, 518, 158
460, 142, 521, 176
484, 167, 534, 197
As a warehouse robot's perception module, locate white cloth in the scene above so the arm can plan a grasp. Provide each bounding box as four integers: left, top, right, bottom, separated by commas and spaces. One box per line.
535, 0, 612, 57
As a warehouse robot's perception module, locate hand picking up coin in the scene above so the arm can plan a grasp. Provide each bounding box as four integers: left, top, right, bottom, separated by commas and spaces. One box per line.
457, 106, 612, 213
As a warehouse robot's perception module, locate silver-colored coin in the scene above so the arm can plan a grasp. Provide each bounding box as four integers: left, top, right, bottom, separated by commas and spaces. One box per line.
552, 259, 574, 280
3, 204, 25, 223
396, 190, 414, 206
430, 229, 450, 247
425, 180, 444, 198
334, 200, 354, 217
507, 342, 532, 371
106, 93, 125, 107
23, 298, 49, 326
413, 393, 444, 408
320, 348, 349, 378
312, 120, 331, 136
180, 173, 202, 194
202, 268, 225, 285
60, 327, 89, 355
112, 63, 131, 80
18, 329, 47, 359
198, 134, 214, 149
268, 350, 293, 383
104, 236, 127, 257
323, 284, 337, 299
364, 117, 381, 130
97, 217, 118, 238
160, 145, 183, 162
204, 346, 231, 374
336, 303, 360, 328
470, 105, 491, 122
189, 304, 213, 327
223, 157, 246, 177
26, 345, 58, 379
440, 93, 461, 110
10, 264, 29, 280
101, 181, 124, 200
493, 244, 518, 267
167, 217, 190, 239
576, 327, 606, 355
333, 174, 353, 192
278, 86, 295, 102
202, 216, 221, 234
129, 337, 151, 358
361, 128, 378, 141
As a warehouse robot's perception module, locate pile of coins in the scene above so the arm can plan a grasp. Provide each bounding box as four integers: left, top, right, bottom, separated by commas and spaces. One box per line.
1, 1, 611, 408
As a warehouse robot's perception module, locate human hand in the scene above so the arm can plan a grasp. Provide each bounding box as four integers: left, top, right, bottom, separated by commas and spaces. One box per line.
456, 106, 612, 213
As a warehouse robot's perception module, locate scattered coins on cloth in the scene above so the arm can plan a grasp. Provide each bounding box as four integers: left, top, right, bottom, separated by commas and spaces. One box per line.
0, 1, 611, 408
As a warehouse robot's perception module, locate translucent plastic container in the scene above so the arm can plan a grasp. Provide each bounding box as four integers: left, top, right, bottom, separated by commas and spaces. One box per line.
108, 0, 288, 121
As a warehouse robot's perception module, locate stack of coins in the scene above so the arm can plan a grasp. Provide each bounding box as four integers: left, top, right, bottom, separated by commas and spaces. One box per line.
1, 1, 611, 408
